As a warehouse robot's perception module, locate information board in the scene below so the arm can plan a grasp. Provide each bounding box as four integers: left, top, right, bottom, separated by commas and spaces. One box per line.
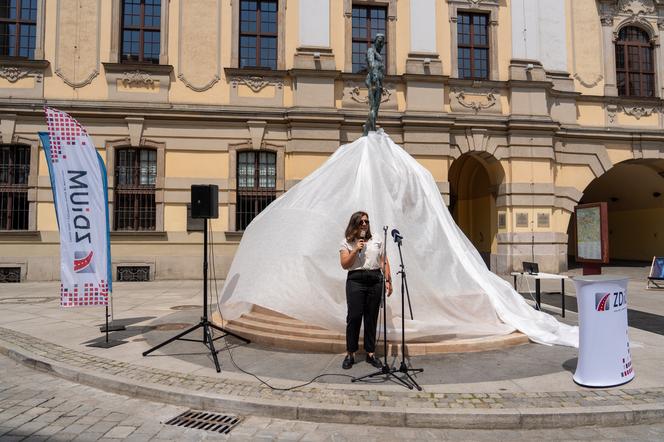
575, 202, 609, 263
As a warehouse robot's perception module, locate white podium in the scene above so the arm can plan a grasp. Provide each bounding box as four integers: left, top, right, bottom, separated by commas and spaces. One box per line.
573, 275, 634, 387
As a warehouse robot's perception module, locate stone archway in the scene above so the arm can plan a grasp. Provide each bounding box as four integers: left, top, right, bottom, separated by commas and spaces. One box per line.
449, 152, 504, 269
568, 159, 664, 263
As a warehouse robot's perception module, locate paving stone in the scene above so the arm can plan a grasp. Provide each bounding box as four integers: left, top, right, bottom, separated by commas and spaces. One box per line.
103, 425, 137, 438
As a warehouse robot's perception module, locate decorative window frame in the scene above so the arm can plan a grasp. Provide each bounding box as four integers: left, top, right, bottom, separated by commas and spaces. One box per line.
231, 0, 286, 70
110, 0, 170, 65
105, 138, 166, 234
447, 0, 500, 81
0, 0, 48, 98
227, 141, 285, 233
614, 23, 658, 97
344, 0, 397, 75
598, 0, 663, 97
0, 136, 39, 233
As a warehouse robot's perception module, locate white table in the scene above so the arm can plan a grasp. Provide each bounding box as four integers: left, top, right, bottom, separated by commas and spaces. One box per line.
510, 272, 569, 317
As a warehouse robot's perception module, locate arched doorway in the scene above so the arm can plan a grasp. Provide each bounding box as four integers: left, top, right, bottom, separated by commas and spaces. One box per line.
449, 153, 502, 268
568, 159, 664, 263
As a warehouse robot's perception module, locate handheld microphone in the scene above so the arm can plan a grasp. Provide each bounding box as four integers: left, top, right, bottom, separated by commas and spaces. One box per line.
391, 228, 403, 243
359, 230, 366, 255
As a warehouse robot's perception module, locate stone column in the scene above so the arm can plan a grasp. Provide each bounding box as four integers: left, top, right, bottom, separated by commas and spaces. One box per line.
600, 14, 618, 96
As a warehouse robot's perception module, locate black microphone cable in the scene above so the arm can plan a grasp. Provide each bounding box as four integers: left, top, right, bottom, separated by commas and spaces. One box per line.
207, 226, 355, 391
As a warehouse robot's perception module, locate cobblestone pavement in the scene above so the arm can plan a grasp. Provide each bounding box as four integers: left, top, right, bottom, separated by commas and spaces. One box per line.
1, 326, 663, 412
2, 354, 664, 442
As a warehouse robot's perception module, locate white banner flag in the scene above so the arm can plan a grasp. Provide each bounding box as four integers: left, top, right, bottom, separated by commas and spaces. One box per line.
39, 107, 111, 307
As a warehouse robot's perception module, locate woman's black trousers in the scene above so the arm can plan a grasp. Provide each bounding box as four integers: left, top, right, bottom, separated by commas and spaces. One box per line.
345, 269, 383, 353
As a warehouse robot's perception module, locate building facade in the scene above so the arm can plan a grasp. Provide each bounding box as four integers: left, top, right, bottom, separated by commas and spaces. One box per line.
1, 0, 663, 282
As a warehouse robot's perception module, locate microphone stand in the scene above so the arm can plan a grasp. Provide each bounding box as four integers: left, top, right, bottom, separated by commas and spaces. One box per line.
352, 226, 413, 390
393, 234, 423, 391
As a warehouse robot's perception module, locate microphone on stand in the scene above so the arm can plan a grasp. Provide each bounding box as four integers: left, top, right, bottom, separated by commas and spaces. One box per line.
391, 228, 403, 243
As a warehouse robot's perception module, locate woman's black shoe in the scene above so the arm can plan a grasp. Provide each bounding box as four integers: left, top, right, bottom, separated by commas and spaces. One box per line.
366, 354, 383, 369
342, 355, 354, 369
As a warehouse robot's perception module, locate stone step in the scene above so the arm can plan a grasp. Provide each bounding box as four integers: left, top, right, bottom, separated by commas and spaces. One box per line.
237, 310, 329, 331
226, 316, 344, 340
214, 311, 529, 356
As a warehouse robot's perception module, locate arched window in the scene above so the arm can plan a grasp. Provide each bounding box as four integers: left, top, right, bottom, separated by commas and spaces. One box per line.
616, 26, 655, 97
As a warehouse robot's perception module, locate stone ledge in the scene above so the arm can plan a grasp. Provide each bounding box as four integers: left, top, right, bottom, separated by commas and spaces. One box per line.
1, 327, 664, 429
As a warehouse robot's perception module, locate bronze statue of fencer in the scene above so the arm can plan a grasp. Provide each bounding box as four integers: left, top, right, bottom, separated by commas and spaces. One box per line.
363, 33, 385, 136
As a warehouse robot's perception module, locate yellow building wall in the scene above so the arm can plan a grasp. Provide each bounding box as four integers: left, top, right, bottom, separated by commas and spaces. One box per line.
497, 2, 511, 81
616, 113, 659, 127
396, 0, 409, 74
605, 144, 635, 166
415, 156, 447, 182
165, 152, 229, 178
555, 164, 595, 190
437, 0, 450, 77
510, 159, 552, 183
36, 203, 58, 231
330, 0, 344, 71
164, 205, 187, 231
569, 0, 605, 95
284, 0, 299, 70
286, 153, 330, 180
576, 103, 604, 126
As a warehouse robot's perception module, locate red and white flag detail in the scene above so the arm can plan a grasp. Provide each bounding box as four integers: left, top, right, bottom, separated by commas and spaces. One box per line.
39, 107, 111, 307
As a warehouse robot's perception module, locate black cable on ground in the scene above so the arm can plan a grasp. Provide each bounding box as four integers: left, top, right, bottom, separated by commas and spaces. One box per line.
207, 225, 355, 391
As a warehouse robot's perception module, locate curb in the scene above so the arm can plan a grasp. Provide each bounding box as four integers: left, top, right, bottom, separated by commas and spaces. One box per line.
2, 341, 664, 429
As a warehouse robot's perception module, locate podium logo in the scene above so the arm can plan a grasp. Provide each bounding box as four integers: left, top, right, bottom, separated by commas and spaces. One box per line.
73, 250, 94, 273
595, 293, 611, 311
594, 291, 627, 312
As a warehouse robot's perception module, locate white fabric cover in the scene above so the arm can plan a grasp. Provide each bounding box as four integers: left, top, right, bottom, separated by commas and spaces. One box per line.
219, 132, 578, 347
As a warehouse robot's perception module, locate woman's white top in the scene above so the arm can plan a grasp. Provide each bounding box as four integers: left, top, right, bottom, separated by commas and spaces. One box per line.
339, 236, 383, 271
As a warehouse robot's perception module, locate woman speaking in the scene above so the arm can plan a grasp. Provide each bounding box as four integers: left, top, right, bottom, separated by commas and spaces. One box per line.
339, 211, 392, 369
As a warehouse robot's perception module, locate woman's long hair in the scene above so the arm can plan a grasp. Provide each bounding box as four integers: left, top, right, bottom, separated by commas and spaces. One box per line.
344, 211, 372, 242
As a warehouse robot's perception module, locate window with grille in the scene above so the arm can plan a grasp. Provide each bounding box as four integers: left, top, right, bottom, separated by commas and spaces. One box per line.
616, 27, 655, 97
0, 0, 37, 59
351, 5, 387, 74
114, 148, 156, 231
0, 145, 30, 230
236, 151, 276, 231
239, 0, 277, 69
121, 0, 161, 64
457, 12, 489, 80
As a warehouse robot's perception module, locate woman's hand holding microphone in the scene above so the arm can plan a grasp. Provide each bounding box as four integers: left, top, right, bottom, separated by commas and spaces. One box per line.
355, 231, 366, 255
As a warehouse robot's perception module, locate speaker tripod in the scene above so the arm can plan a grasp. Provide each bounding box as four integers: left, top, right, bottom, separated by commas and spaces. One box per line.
143, 186, 249, 372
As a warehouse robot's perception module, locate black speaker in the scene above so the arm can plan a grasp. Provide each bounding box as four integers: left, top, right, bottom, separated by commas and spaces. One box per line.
191, 184, 219, 219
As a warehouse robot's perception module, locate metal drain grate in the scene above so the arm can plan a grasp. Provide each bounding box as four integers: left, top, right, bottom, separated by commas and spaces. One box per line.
165, 410, 241, 434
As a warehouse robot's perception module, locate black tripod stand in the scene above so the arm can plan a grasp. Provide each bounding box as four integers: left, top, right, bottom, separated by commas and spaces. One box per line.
351, 226, 414, 389
392, 231, 423, 391
142, 217, 249, 372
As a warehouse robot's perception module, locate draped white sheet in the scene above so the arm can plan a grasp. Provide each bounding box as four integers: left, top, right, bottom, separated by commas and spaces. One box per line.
219, 132, 578, 347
